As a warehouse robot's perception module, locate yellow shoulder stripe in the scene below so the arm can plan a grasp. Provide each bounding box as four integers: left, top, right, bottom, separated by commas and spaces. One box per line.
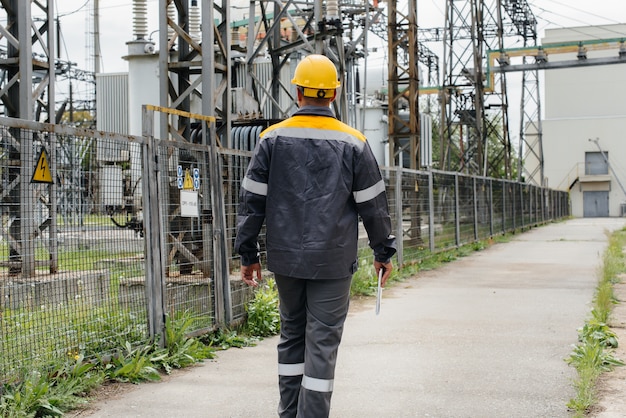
260, 115, 366, 142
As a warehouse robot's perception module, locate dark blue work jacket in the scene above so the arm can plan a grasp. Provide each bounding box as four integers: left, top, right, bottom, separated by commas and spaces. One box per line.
235, 105, 396, 279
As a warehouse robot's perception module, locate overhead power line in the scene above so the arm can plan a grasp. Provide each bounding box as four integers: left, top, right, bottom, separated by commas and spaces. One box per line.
55, 0, 91, 18
540, 0, 623, 25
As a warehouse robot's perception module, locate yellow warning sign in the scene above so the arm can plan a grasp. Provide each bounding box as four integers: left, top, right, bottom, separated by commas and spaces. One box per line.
31, 147, 53, 184
183, 168, 194, 190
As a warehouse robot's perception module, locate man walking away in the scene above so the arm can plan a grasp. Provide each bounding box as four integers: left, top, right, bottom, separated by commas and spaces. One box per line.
235, 54, 396, 418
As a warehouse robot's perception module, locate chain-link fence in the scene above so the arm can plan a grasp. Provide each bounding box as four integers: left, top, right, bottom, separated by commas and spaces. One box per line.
0, 112, 570, 383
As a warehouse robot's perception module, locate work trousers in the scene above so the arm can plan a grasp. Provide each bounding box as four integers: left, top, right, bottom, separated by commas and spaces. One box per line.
274, 274, 352, 418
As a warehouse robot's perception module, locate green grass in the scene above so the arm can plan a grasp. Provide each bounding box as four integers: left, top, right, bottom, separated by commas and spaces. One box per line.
566, 228, 626, 415
0, 311, 221, 417
0, 300, 148, 383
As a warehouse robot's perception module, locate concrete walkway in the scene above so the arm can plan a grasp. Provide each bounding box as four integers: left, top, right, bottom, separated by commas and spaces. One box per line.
75, 218, 626, 418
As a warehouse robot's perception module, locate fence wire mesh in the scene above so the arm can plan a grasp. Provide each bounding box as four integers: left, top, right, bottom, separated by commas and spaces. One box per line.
0, 115, 571, 383
432, 171, 457, 251
0, 122, 148, 382
154, 140, 217, 334
222, 147, 263, 322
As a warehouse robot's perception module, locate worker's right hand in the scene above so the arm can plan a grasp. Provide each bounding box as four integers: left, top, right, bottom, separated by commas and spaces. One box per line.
241, 262, 262, 287
374, 260, 393, 287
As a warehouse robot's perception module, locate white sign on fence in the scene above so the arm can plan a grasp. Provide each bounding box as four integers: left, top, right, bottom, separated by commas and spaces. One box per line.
180, 190, 199, 217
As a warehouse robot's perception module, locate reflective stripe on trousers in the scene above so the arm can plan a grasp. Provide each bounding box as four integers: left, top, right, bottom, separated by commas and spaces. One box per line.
275, 274, 352, 418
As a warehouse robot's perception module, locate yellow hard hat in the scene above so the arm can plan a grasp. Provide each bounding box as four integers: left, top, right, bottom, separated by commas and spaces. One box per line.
291, 54, 341, 98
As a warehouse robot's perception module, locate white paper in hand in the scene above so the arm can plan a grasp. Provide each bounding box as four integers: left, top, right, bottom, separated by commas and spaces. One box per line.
376, 268, 383, 315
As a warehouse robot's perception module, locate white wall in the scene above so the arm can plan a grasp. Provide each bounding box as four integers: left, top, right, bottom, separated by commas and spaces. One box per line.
543, 25, 626, 120
542, 119, 626, 216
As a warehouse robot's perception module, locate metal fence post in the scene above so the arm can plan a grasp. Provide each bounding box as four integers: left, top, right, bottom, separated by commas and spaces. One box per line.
547, 190, 552, 220
454, 173, 460, 247
533, 186, 541, 225
501, 180, 506, 234
206, 121, 232, 325
555, 190, 559, 219
395, 167, 404, 267
529, 186, 533, 224
531, 186, 535, 224
536, 186, 541, 224
20, 129, 35, 277
488, 179, 494, 237
473, 177, 478, 241
554, 190, 557, 220
520, 184, 525, 229
49, 132, 59, 273
511, 183, 516, 230
428, 170, 435, 253
142, 106, 167, 347
539, 187, 543, 223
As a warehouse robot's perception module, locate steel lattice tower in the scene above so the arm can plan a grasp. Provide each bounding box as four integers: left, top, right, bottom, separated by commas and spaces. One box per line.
437, 0, 539, 180
242, 0, 359, 122
440, 0, 497, 176
387, 0, 419, 169
156, 0, 230, 146
0, 1, 57, 276
500, 0, 543, 185
0, 0, 56, 120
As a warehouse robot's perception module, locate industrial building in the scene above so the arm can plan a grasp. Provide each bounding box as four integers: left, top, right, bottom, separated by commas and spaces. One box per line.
531, 24, 626, 217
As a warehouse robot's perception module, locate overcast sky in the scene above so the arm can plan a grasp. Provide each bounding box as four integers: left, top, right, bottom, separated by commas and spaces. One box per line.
55, 0, 626, 75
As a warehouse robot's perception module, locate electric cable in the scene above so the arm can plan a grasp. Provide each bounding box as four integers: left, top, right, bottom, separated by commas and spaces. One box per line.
530, 0, 626, 40
541, 0, 622, 25
56, 0, 91, 18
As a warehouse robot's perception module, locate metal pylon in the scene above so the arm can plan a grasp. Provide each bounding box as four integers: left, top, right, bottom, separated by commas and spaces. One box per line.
157, 0, 230, 146
441, 0, 487, 175
0, 1, 57, 276
242, 0, 405, 126
386, 0, 419, 168
436, 0, 540, 180
500, 0, 543, 185
243, 0, 351, 121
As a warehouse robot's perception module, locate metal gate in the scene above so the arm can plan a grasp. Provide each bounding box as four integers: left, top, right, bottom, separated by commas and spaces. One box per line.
141, 106, 253, 344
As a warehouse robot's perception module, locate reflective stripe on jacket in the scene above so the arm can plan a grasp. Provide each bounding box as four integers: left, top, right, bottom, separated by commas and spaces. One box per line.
235, 105, 396, 279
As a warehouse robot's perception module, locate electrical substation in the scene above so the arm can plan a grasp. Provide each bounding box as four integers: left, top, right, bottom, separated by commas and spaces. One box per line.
0, 0, 624, 380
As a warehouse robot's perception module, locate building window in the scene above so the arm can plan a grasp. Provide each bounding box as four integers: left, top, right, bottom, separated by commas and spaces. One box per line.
585, 151, 608, 175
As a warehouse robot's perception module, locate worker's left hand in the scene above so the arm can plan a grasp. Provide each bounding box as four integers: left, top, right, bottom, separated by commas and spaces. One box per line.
241, 262, 262, 287
374, 260, 393, 287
